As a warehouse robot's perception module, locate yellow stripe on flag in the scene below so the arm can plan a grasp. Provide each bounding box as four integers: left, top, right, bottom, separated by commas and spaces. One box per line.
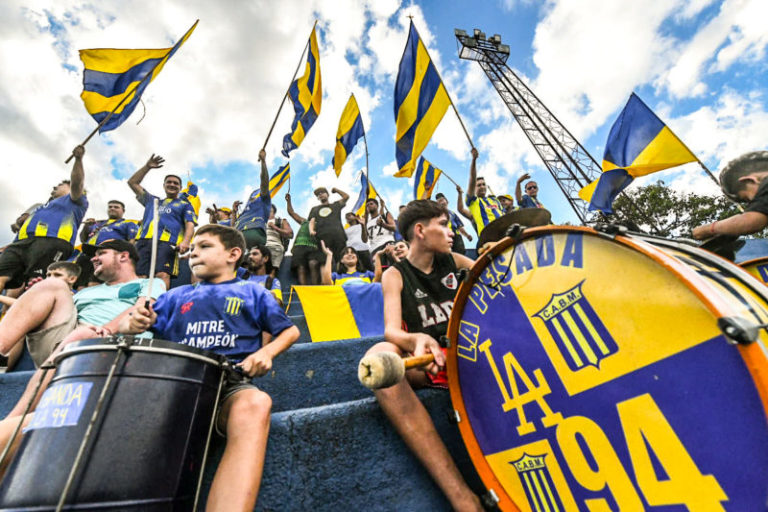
628, 126, 697, 177
293, 286, 361, 342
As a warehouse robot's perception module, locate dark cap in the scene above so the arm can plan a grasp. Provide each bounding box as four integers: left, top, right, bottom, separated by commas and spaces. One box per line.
82, 239, 139, 262
435, 193, 446, 200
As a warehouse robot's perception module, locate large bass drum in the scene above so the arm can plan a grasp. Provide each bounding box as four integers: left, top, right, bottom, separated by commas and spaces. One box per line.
447, 226, 768, 511
0, 336, 227, 511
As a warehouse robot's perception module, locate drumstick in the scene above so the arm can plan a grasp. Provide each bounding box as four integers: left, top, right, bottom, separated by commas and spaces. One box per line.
357, 352, 436, 389
145, 198, 160, 308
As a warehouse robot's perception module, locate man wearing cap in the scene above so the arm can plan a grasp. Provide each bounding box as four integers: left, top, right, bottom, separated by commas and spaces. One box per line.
464, 148, 504, 235
693, 151, 768, 240
128, 153, 197, 290
365, 197, 396, 255
515, 172, 545, 209
206, 205, 233, 226
0, 240, 165, 370
497, 194, 516, 214
77, 200, 138, 287
309, 186, 349, 266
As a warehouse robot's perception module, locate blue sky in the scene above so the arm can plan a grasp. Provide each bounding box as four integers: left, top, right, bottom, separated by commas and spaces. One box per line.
0, 0, 766, 245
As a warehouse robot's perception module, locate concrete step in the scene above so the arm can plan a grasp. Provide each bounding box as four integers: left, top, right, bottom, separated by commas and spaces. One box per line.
201, 390, 486, 511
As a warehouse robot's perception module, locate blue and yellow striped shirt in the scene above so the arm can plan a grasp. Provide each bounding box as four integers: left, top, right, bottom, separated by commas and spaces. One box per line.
136, 191, 197, 245
466, 195, 503, 234
18, 194, 89, 246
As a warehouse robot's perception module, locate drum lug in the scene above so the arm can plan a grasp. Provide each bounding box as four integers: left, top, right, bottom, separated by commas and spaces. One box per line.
452, 409, 461, 424
481, 489, 500, 508
717, 317, 761, 344
440, 335, 452, 348
593, 223, 628, 238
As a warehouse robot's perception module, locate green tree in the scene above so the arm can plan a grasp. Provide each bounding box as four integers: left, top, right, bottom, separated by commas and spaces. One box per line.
610, 181, 747, 237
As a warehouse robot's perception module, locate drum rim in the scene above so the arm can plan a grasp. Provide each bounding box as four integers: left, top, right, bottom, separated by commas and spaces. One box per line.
55, 337, 226, 368
738, 255, 768, 267
446, 225, 768, 509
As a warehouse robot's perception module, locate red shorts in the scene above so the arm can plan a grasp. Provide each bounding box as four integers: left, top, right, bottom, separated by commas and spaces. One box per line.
424, 348, 448, 389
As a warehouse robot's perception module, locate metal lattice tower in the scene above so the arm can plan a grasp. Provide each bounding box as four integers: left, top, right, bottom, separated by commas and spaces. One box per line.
455, 28, 606, 224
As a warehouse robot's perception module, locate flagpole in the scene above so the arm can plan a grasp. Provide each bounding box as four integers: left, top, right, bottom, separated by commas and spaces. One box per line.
410, 21, 475, 150
261, 20, 318, 151
66, 20, 199, 163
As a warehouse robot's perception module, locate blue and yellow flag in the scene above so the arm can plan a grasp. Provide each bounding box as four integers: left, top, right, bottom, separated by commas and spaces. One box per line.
579, 93, 697, 213
352, 173, 378, 217
79, 21, 198, 133
269, 163, 290, 198
294, 283, 384, 342
282, 28, 322, 158
332, 94, 365, 176
181, 181, 201, 217
413, 157, 442, 200
394, 22, 451, 178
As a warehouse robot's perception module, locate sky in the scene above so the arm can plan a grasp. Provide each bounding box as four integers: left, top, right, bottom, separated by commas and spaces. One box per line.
0, 0, 767, 245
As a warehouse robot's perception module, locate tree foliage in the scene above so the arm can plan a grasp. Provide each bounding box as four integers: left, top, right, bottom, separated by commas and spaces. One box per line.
610, 181, 746, 237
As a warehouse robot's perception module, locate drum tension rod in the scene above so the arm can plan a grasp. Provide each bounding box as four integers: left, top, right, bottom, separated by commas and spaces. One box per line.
717, 317, 764, 345
593, 223, 629, 238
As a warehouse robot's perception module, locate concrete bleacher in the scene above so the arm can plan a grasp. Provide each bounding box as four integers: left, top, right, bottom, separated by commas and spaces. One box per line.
0, 255, 490, 511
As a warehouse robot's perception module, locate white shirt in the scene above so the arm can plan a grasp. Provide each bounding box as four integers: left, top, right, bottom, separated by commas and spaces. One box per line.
345, 223, 369, 252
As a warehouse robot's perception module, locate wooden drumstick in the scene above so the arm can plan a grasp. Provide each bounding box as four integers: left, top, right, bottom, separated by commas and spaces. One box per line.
358, 352, 436, 389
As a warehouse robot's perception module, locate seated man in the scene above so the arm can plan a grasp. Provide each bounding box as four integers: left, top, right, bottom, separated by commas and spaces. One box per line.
240, 244, 282, 305
693, 151, 768, 239
0, 240, 164, 369
121, 224, 300, 511
363, 200, 481, 510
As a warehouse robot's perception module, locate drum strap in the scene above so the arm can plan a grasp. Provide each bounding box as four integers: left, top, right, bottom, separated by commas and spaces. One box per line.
193, 367, 227, 511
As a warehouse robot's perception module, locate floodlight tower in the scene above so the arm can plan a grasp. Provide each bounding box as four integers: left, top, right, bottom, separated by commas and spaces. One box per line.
455, 28, 609, 224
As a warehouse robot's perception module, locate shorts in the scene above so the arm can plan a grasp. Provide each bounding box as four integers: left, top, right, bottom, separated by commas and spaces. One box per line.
215, 377, 260, 437
0, 237, 72, 289
25, 307, 78, 367
241, 228, 267, 250
291, 245, 322, 270
136, 239, 179, 277
265, 243, 285, 269
425, 348, 448, 389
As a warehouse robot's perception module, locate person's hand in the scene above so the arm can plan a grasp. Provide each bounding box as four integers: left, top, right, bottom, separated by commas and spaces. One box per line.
258, 149, 266, 162
331, 187, 339, 194
284, 193, 291, 202
466, 234, 473, 242
456, 185, 463, 193
517, 172, 531, 183
205, 207, 216, 216
471, 147, 478, 160
128, 303, 156, 332
146, 154, 165, 170
376, 217, 385, 227
412, 333, 445, 375
84, 217, 97, 224
320, 240, 333, 256
232, 200, 242, 213
25, 277, 44, 290
238, 349, 273, 377
267, 220, 276, 229
72, 145, 85, 159
178, 241, 191, 255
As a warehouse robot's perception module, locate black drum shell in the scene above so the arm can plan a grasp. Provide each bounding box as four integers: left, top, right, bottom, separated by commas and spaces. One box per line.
0, 337, 225, 511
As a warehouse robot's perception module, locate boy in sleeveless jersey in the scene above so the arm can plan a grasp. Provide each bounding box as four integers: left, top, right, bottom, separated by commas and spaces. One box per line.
363, 200, 482, 510
122, 224, 299, 511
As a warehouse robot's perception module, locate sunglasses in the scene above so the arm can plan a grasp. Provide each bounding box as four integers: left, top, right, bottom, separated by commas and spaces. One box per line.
526, 185, 538, 190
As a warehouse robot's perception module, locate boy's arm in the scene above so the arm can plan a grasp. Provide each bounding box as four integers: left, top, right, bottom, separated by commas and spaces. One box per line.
239, 325, 300, 377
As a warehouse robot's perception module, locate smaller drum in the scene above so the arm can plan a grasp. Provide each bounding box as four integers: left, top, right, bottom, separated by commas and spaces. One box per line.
447, 226, 768, 511
0, 336, 226, 511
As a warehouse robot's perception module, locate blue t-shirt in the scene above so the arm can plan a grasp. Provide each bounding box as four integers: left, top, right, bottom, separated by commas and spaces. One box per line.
331, 270, 375, 285
247, 274, 281, 291
519, 194, 544, 209
136, 191, 197, 245
151, 277, 293, 362
235, 190, 271, 232
18, 194, 89, 246
447, 210, 464, 235
85, 218, 139, 245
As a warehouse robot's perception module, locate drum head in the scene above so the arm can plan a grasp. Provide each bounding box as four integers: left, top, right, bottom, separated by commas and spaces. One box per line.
447, 226, 768, 511
740, 256, 768, 286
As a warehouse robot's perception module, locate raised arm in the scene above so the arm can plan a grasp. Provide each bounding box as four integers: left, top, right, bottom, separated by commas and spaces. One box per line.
320, 241, 334, 285
515, 172, 530, 204
332, 187, 349, 206
69, 145, 85, 202
285, 193, 306, 224
466, 147, 479, 201
128, 154, 165, 197
456, 185, 472, 222
258, 149, 270, 199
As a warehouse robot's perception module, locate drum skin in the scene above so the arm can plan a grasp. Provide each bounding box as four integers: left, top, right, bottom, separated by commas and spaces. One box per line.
0, 337, 225, 511
447, 226, 768, 511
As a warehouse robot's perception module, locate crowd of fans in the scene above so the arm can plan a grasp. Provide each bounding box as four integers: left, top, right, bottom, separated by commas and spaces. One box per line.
0, 144, 546, 510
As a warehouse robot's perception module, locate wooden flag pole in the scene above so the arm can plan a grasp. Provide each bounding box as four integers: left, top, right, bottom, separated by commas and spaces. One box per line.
410, 21, 475, 150
696, 159, 744, 212
261, 20, 318, 151
66, 20, 199, 163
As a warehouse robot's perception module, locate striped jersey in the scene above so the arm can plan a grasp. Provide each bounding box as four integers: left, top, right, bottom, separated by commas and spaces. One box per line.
85, 218, 139, 245
466, 195, 504, 234
136, 191, 197, 245
18, 194, 89, 246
